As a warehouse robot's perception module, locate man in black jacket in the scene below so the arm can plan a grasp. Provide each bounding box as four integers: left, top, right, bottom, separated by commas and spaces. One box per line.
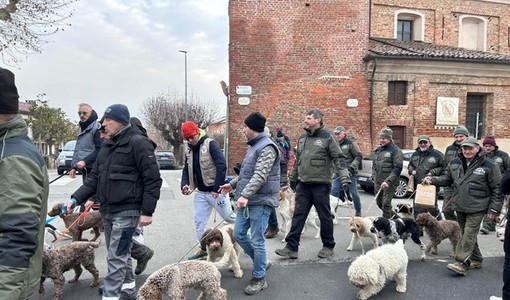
65, 104, 162, 300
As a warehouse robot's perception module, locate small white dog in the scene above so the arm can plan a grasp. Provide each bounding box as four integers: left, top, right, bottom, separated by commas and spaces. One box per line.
278, 189, 320, 242
346, 216, 378, 252
329, 195, 340, 224
201, 224, 243, 278
347, 240, 408, 300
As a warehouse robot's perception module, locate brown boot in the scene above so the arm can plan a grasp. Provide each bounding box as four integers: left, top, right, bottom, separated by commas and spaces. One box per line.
264, 227, 279, 239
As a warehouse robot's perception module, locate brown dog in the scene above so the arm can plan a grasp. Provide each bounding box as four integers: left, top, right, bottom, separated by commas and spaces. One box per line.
415, 212, 461, 256
40, 241, 100, 300
48, 203, 103, 242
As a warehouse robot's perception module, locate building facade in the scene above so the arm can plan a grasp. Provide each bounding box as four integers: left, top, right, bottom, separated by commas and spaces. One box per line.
228, 0, 510, 170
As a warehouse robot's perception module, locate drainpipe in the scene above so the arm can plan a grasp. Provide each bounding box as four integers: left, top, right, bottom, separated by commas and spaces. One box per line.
369, 58, 377, 150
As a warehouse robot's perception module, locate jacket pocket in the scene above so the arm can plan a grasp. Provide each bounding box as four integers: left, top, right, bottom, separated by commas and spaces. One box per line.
310, 158, 326, 167
109, 173, 138, 204
468, 183, 490, 198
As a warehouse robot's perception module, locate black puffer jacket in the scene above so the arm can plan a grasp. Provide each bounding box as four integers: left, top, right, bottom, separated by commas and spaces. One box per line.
72, 125, 162, 216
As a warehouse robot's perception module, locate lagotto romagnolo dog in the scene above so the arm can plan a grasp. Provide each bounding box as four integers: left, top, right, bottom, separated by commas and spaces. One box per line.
47, 203, 103, 242
200, 224, 243, 278
371, 216, 426, 260
39, 241, 100, 300
348, 240, 408, 300
415, 212, 461, 256
347, 216, 379, 252
137, 261, 227, 300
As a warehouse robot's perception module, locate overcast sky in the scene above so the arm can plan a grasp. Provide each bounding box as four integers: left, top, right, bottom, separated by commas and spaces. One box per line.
13, 0, 229, 123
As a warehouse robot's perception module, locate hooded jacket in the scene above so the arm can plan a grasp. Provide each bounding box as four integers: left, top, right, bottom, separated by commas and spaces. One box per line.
0, 115, 49, 300
431, 149, 502, 214
72, 125, 162, 216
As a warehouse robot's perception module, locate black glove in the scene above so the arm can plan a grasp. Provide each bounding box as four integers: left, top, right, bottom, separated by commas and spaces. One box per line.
290, 181, 297, 191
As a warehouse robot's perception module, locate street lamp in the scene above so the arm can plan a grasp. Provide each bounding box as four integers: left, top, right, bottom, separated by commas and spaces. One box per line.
179, 50, 188, 121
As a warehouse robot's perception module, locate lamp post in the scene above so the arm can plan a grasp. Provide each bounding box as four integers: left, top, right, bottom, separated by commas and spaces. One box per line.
179, 50, 188, 121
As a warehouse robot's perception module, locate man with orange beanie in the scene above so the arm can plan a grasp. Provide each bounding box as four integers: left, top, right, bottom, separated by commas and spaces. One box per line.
181, 120, 235, 260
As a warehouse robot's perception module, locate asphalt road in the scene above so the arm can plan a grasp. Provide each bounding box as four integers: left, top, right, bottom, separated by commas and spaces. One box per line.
34, 169, 505, 300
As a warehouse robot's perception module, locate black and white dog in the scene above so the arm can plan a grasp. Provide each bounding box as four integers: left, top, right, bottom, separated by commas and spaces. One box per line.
370, 216, 426, 260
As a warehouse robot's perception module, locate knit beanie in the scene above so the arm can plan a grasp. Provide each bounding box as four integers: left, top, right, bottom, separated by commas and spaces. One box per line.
453, 125, 469, 137
379, 127, 393, 139
277, 130, 284, 137
181, 121, 200, 139
244, 112, 266, 133
483, 135, 497, 147
103, 104, 130, 125
0, 67, 19, 114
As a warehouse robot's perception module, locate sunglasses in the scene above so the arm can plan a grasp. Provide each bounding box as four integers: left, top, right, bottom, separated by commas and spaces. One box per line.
78, 111, 89, 116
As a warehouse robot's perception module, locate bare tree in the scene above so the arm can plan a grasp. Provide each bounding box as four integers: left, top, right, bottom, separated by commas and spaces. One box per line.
0, 0, 78, 64
141, 91, 220, 162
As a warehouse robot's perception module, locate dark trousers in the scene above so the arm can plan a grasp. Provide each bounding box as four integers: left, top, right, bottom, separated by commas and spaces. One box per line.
267, 207, 278, 230
503, 219, 510, 300
285, 182, 334, 251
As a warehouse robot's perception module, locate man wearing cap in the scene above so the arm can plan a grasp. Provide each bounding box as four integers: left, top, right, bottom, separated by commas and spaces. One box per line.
480, 135, 509, 234
219, 111, 280, 295
443, 125, 470, 221
69, 103, 102, 182
65, 104, 162, 300
372, 127, 404, 218
276, 109, 351, 260
425, 136, 502, 275
180, 120, 235, 260
0, 67, 49, 299
331, 126, 363, 216
408, 135, 445, 219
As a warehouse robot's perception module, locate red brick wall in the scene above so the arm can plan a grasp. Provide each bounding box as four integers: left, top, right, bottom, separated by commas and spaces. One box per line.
228, 0, 371, 171
371, 0, 510, 54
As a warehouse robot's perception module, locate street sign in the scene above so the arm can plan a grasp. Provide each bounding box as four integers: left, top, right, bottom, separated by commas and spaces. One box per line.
236, 85, 252, 95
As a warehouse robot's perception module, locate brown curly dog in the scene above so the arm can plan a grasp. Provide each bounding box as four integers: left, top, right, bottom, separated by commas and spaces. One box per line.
137, 260, 227, 300
47, 203, 103, 242
416, 212, 461, 256
39, 241, 100, 300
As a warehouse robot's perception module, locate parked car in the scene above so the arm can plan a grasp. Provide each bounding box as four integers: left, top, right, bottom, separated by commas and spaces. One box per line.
357, 149, 414, 198
155, 150, 176, 169
56, 140, 76, 175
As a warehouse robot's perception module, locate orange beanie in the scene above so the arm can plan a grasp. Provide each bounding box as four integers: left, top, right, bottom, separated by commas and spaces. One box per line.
181, 121, 200, 139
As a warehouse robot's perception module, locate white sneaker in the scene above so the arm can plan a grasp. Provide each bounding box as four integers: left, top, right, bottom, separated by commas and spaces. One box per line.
489, 296, 502, 300
342, 200, 353, 207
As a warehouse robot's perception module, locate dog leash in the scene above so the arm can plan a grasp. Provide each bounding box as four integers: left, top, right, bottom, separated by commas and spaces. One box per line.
364, 187, 381, 216
177, 207, 239, 264
52, 207, 91, 244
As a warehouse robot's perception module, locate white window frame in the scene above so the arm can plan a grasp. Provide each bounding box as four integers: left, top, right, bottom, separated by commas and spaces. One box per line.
394, 10, 425, 42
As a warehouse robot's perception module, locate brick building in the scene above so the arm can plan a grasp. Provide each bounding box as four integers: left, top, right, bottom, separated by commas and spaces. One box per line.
228, 0, 510, 170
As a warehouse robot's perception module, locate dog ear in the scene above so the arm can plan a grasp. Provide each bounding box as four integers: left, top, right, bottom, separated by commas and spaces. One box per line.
200, 228, 212, 249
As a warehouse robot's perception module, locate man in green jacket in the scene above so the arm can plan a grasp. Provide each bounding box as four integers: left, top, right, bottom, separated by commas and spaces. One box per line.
425, 137, 502, 276
372, 127, 404, 218
0, 67, 49, 299
276, 109, 350, 259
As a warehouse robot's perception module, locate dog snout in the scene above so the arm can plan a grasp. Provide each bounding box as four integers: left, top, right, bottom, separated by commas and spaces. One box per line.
370, 227, 377, 233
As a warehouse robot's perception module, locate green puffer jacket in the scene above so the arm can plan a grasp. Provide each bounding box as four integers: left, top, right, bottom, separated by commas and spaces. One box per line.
430, 150, 502, 214
408, 146, 445, 184
0, 116, 49, 300
372, 142, 404, 187
290, 125, 350, 185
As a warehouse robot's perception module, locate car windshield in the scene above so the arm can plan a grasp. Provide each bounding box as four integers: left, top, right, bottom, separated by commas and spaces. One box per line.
156, 151, 174, 158
63, 140, 76, 151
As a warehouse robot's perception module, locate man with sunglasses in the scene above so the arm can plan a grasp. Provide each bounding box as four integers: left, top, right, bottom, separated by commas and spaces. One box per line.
70, 103, 102, 182
408, 135, 445, 220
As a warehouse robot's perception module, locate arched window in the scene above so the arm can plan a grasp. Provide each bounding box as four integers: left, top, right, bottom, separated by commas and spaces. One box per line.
394, 10, 425, 41
459, 16, 487, 51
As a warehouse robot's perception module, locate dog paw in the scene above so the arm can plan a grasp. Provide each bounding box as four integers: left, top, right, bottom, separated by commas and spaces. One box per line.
234, 271, 243, 278
68, 279, 77, 283
396, 286, 406, 293
421, 255, 426, 261
346, 246, 353, 251
90, 281, 99, 287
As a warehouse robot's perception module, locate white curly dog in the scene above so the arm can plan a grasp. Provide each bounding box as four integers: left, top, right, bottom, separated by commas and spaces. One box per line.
347, 240, 408, 300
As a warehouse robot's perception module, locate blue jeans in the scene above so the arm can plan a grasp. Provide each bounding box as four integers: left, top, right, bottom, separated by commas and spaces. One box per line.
331, 173, 361, 212
267, 207, 278, 230
234, 205, 271, 279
